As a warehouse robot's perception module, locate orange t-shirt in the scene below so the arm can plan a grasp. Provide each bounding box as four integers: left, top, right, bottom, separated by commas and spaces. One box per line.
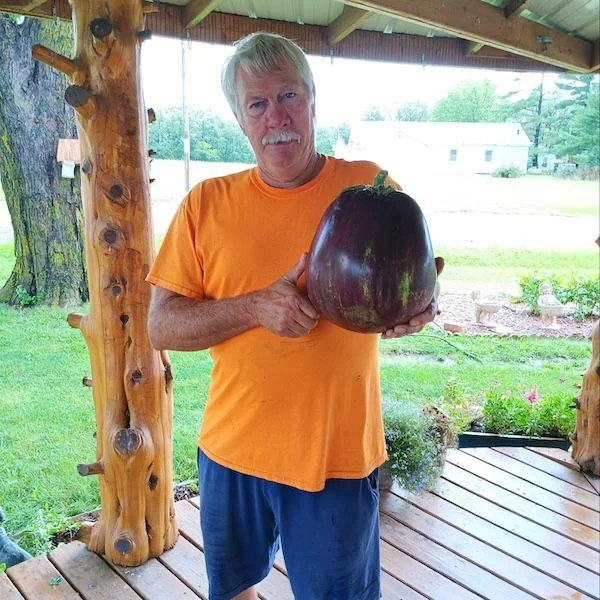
147, 156, 392, 491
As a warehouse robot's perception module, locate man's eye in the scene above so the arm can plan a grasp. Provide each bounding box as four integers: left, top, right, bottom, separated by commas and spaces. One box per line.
249, 100, 265, 110
284, 92, 296, 99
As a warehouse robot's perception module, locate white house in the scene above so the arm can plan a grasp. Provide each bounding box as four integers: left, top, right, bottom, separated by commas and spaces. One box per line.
335, 121, 531, 175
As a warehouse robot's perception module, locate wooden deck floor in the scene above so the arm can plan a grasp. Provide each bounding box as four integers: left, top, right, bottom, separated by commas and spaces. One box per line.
2, 447, 599, 600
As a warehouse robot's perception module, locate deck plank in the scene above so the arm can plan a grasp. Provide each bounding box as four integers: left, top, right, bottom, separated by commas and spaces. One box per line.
176, 499, 294, 599
113, 557, 200, 598
380, 540, 482, 600
380, 570, 427, 599
432, 474, 599, 572
382, 489, 599, 599
157, 535, 209, 600
494, 447, 598, 493
442, 460, 600, 550
7, 555, 81, 600
0, 571, 24, 600
394, 480, 600, 577
447, 450, 600, 530
586, 474, 600, 495
466, 447, 600, 509
527, 447, 582, 471
50, 541, 141, 600
380, 513, 536, 599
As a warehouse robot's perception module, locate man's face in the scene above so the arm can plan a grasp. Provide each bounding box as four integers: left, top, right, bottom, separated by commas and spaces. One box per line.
235, 64, 317, 185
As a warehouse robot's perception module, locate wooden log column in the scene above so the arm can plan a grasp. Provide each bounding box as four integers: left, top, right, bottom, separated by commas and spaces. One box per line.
33, 0, 177, 565
572, 321, 600, 475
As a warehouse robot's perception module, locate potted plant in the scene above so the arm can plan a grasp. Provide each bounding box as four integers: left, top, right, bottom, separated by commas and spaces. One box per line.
458, 387, 575, 450
380, 399, 455, 493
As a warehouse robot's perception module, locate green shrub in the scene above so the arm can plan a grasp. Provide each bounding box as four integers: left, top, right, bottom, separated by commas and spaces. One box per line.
519, 273, 599, 320
382, 399, 448, 493
492, 165, 523, 178
482, 389, 576, 438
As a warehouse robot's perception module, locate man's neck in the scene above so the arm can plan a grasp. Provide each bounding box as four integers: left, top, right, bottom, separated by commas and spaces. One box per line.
258, 153, 325, 189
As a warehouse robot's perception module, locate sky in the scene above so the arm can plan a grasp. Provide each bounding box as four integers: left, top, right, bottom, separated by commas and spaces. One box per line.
141, 36, 561, 126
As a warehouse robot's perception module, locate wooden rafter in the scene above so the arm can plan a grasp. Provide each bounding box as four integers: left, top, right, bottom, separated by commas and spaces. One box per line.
592, 40, 600, 72
184, 0, 221, 29
465, 40, 484, 55
504, 0, 535, 19
327, 5, 373, 45
0, 0, 47, 10
342, 0, 595, 72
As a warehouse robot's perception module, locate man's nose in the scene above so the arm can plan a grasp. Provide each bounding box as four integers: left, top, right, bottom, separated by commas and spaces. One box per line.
265, 101, 290, 127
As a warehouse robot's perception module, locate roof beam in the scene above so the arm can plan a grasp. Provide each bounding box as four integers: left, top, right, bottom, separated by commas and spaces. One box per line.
327, 6, 373, 45
0, 0, 48, 10
592, 41, 600, 72
504, 0, 535, 19
465, 40, 484, 55
342, 0, 595, 72
184, 0, 221, 29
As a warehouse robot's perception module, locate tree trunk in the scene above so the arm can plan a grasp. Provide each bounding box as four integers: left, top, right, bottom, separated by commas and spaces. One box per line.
571, 321, 600, 475
0, 15, 87, 305
33, 0, 177, 565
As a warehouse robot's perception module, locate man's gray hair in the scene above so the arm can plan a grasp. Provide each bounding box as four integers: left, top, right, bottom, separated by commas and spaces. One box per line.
222, 32, 314, 119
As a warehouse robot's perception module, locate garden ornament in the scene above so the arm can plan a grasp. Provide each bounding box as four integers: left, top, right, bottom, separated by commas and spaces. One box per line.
471, 290, 502, 325
537, 281, 565, 328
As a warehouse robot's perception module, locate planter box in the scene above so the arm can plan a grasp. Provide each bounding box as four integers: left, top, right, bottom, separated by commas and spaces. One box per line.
458, 431, 570, 450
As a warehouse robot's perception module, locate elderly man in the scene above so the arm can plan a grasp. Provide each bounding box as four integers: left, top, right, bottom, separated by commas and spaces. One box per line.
147, 32, 441, 600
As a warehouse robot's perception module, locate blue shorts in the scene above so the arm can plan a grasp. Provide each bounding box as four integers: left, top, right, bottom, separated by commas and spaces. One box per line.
198, 450, 381, 600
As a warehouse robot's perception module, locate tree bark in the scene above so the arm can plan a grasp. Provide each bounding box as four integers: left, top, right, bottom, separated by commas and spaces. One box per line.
571, 321, 600, 475
0, 15, 87, 305
34, 1, 177, 565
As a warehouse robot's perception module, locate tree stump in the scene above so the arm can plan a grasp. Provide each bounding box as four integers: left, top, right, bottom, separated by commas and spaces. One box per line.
571, 321, 600, 475
33, 0, 177, 565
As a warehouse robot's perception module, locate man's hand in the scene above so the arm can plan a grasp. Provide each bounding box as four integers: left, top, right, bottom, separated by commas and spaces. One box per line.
250, 254, 319, 338
381, 257, 445, 340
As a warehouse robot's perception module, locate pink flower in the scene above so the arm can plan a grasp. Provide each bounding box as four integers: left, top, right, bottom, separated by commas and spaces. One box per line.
525, 385, 539, 404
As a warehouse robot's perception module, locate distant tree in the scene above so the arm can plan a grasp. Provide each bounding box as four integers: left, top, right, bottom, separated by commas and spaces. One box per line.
500, 74, 547, 167
431, 80, 500, 122
362, 106, 387, 121
337, 122, 351, 145
395, 102, 429, 121
149, 108, 254, 163
552, 83, 600, 166
316, 126, 340, 155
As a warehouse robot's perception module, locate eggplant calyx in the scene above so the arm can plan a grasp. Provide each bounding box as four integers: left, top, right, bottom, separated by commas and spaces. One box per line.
373, 170, 396, 196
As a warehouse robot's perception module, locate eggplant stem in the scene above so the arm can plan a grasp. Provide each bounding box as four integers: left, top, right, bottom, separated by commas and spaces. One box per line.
374, 170, 388, 187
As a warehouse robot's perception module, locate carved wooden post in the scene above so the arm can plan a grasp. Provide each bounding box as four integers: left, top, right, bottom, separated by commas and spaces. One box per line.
571, 321, 600, 475
33, 0, 177, 566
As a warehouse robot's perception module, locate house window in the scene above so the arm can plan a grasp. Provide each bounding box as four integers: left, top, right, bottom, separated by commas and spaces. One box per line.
449, 149, 457, 161
485, 149, 493, 162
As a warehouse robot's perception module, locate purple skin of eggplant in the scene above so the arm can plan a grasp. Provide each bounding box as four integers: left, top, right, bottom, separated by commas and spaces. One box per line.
306, 176, 440, 335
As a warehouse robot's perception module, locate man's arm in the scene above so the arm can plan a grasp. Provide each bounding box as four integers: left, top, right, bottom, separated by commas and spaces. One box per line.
148, 254, 318, 351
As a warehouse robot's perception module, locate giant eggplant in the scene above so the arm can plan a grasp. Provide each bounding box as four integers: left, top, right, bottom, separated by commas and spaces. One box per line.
306, 171, 437, 333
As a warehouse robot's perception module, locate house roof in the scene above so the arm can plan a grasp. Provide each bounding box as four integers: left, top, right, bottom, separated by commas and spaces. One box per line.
347, 121, 533, 148
1, 0, 598, 74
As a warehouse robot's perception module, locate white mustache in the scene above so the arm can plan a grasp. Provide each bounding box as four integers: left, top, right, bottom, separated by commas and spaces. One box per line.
262, 130, 301, 145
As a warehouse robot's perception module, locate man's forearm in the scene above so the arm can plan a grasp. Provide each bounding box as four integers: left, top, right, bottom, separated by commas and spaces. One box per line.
148, 292, 259, 351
